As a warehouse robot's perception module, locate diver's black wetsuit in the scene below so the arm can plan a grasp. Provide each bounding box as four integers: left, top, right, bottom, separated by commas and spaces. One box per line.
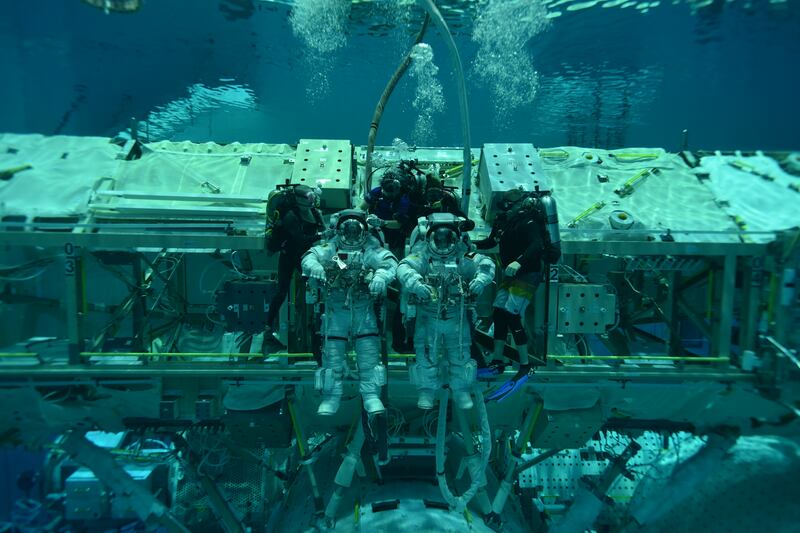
265, 206, 323, 334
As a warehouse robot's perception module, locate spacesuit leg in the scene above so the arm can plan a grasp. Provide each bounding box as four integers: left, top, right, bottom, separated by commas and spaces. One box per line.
353, 303, 386, 415
317, 301, 350, 416
446, 313, 477, 410
412, 311, 440, 409
318, 338, 346, 416
355, 335, 385, 414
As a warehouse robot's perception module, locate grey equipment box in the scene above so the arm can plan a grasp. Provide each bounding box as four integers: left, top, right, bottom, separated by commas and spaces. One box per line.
478, 143, 549, 222
65, 464, 166, 521
291, 139, 352, 209
65, 468, 110, 521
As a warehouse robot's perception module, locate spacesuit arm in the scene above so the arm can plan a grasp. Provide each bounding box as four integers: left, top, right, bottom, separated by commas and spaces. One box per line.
301, 244, 333, 281
466, 252, 495, 295
471, 253, 496, 286
396, 254, 424, 287
368, 247, 398, 285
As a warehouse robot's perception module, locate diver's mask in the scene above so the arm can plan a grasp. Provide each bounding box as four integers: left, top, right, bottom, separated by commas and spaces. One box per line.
293, 184, 321, 224
498, 187, 526, 213
500, 188, 541, 219
425, 186, 445, 207
380, 171, 403, 200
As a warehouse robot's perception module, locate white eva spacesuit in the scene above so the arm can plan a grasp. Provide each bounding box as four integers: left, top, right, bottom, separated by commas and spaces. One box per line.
302, 210, 398, 416
397, 213, 495, 410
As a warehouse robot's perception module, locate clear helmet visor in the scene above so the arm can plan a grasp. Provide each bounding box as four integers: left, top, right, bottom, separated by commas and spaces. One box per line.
428, 226, 458, 256
337, 218, 367, 248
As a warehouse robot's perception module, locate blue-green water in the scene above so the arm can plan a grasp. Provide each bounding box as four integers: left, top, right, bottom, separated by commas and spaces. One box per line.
0, 0, 797, 150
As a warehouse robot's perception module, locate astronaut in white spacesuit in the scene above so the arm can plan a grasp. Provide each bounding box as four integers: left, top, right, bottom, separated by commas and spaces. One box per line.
397, 213, 495, 410
302, 210, 398, 416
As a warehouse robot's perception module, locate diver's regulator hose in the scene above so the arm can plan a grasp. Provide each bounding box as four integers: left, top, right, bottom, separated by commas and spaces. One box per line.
417, 0, 472, 214
366, 1, 472, 212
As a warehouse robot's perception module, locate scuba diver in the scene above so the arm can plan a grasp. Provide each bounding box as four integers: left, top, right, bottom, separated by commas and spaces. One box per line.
301, 210, 398, 416
474, 188, 561, 402
363, 166, 420, 257
399, 158, 472, 222
419, 183, 474, 229
397, 213, 495, 410
363, 161, 424, 353
262, 184, 324, 354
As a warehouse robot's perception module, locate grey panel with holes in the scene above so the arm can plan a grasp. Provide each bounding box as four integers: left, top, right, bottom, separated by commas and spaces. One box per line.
291, 139, 352, 209
556, 283, 617, 334
478, 143, 549, 222
519, 431, 699, 504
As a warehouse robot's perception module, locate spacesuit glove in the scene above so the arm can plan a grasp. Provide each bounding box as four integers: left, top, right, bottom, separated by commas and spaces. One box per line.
485, 364, 532, 402
469, 277, 489, 296
504, 261, 522, 277
477, 360, 507, 379
369, 276, 387, 297
409, 279, 434, 300
305, 263, 326, 282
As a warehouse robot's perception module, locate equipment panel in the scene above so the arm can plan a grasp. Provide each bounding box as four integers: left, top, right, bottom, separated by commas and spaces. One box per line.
291, 139, 352, 209
556, 283, 617, 334
479, 143, 549, 222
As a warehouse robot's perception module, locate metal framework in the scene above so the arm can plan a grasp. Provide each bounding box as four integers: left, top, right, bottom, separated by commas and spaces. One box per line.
1, 139, 798, 532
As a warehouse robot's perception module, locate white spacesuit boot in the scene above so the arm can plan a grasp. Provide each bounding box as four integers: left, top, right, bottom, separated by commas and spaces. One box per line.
417, 389, 436, 410
414, 364, 440, 410
317, 383, 342, 415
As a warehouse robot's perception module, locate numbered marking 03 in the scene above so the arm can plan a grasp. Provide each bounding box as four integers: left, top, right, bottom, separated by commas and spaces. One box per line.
65, 242, 77, 276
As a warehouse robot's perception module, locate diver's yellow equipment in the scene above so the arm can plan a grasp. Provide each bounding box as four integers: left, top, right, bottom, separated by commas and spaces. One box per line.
730, 160, 775, 182
607, 152, 660, 163
567, 201, 606, 228
614, 167, 660, 197
0, 164, 32, 181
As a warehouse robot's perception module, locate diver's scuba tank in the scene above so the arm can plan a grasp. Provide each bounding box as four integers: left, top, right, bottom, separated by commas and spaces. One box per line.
539, 194, 561, 256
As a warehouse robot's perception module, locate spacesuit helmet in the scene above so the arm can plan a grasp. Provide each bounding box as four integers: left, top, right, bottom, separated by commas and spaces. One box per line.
334, 210, 369, 250
425, 213, 462, 258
